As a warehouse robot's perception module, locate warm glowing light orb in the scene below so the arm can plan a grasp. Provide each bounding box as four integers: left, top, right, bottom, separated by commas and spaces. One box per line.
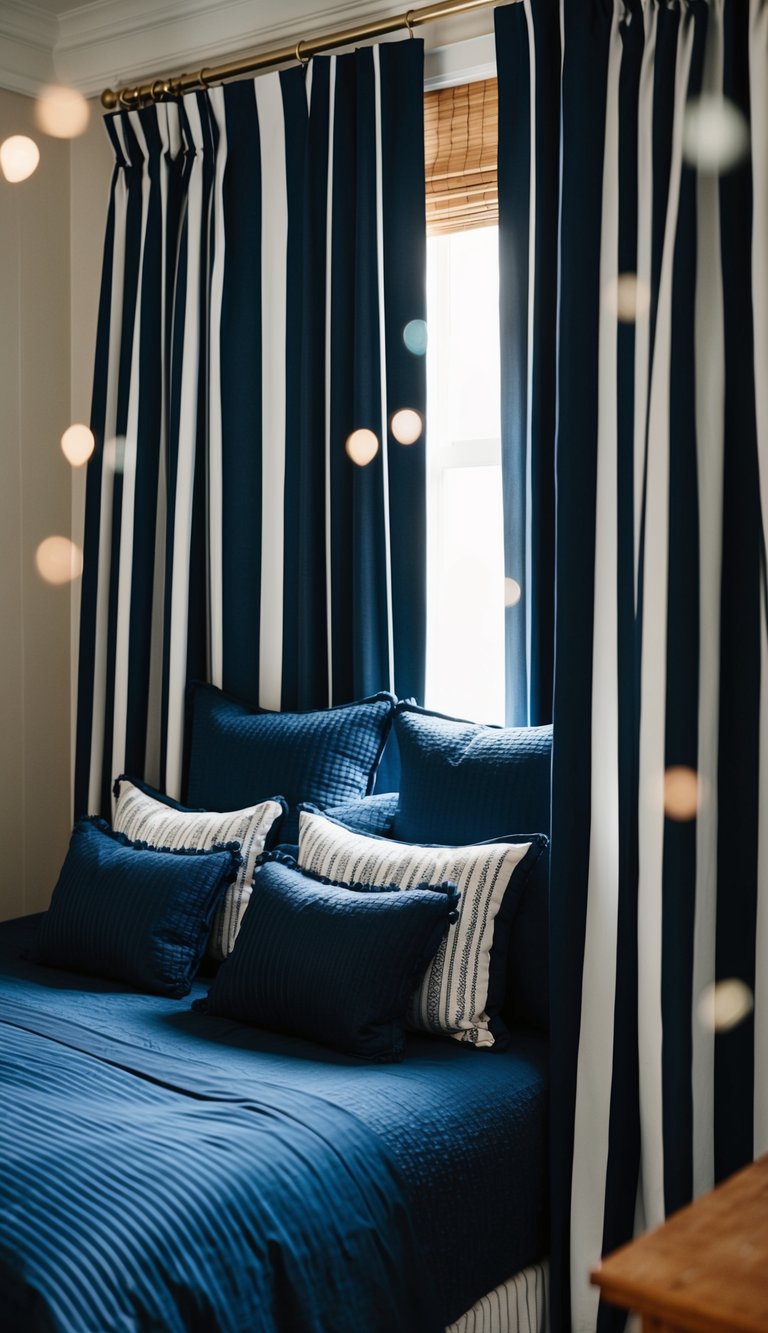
682, 95, 749, 174
35, 85, 90, 139
403, 319, 428, 357
61, 423, 95, 467
697, 979, 753, 1033
504, 578, 522, 608
604, 272, 652, 324
345, 429, 379, 467
391, 408, 423, 445
663, 766, 700, 821
0, 135, 40, 183
35, 536, 84, 586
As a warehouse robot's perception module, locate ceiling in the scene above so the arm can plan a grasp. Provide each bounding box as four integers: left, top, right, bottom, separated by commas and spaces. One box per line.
0, 0, 497, 103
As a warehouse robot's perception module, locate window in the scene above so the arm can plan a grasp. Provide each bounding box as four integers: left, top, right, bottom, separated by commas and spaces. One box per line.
425, 224, 505, 726
423, 79, 505, 726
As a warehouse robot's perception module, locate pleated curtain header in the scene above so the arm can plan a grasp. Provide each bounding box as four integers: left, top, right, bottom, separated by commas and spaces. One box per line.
424, 77, 498, 234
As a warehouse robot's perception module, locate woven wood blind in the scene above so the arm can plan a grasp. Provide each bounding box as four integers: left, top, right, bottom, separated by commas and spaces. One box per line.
424, 78, 498, 236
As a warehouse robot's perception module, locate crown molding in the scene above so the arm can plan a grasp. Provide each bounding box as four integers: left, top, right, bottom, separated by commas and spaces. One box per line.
58, 0, 420, 97
0, 1, 57, 96
0, 0, 496, 102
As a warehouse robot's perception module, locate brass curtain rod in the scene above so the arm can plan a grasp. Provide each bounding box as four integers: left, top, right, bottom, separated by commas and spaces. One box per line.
101, 0, 500, 110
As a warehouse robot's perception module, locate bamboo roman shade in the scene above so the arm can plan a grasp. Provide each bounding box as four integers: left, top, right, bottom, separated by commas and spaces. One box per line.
424, 78, 498, 235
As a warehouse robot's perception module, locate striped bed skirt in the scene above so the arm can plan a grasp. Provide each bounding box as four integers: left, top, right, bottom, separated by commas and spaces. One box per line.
447, 1261, 548, 1333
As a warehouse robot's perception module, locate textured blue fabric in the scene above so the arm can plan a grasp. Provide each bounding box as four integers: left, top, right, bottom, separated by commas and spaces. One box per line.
0, 915, 548, 1329
304, 792, 399, 837
196, 858, 458, 1061
34, 819, 240, 998
393, 702, 553, 844
0, 985, 438, 1331
184, 683, 396, 843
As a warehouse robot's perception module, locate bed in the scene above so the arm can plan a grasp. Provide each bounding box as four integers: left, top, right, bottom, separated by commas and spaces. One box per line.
0, 690, 552, 1332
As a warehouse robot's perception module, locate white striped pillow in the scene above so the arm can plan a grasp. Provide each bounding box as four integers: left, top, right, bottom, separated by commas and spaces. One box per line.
113, 777, 285, 961
297, 811, 534, 1048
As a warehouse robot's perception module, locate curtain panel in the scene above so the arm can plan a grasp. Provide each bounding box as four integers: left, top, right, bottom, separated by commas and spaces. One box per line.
495, 0, 559, 727
498, 0, 768, 1329
75, 41, 426, 819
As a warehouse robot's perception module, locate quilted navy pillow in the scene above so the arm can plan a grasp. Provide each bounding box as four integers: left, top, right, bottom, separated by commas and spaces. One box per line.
34, 818, 242, 997
184, 684, 396, 844
392, 702, 552, 845
305, 793, 399, 838
296, 811, 547, 1050
194, 857, 459, 1062
112, 775, 286, 961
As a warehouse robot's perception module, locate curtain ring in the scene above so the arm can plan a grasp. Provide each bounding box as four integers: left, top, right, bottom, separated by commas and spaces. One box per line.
404, 10, 415, 37
199, 67, 212, 89
119, 88, 136, 109
295, 40, 309, 67
151, 79, 166, 102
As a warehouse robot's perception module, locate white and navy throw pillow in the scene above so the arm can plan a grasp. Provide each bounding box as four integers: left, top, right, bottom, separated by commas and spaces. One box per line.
113, 777, 285, 961
297, 811, 543, 1048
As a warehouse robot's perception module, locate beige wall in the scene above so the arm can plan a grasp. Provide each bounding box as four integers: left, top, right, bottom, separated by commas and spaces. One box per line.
0, 88, 72, 918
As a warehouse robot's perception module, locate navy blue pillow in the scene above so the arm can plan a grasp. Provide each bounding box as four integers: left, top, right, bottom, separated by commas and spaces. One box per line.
184, 683, 396, 844
304, 793, 398, 838
392, 702, 552, 845
34, 818, 242, 997
194, 857, 459, 1062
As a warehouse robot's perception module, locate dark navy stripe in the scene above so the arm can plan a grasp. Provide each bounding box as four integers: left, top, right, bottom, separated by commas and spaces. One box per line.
379, 38, 427, 708
279, 65, 309, 710
349, 47, 390, 698
660, 3, 707, 1218
184, 96, 216, 703
547, 1, 612, 1326
124, 107, 170, 781
219, 81, 264, 704
100, 115, 145, 816
715, 0, 760, 1182
295, 55, 332, 710
597, 9, 643, 1318
327, 51, 360, 704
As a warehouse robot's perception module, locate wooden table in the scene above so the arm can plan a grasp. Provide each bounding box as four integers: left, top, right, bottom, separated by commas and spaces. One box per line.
591, 1155, 768, 1332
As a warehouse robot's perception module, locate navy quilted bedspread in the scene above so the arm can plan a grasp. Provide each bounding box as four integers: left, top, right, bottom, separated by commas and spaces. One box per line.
0, 916, 548, 1331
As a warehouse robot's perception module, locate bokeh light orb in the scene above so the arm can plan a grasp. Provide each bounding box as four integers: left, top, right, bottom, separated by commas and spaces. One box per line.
35, 85, 90, 139
35, 536, 84, 586
391, 408, 423, 445
0, 135, 40, 183
504, 577, 522, 608
403, 319, 428, 357
663, 766, 700, 821
682, 95, 749, 174
697, 978, 753, 1033
345, 429, 379, 467
61, 423, 95, 468
603, 272, 652, 324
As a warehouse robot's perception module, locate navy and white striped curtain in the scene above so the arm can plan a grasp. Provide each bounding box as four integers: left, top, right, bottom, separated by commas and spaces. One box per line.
499, 0, 767, 1329
495, 0, 559, 727
75, 40, 426, 818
